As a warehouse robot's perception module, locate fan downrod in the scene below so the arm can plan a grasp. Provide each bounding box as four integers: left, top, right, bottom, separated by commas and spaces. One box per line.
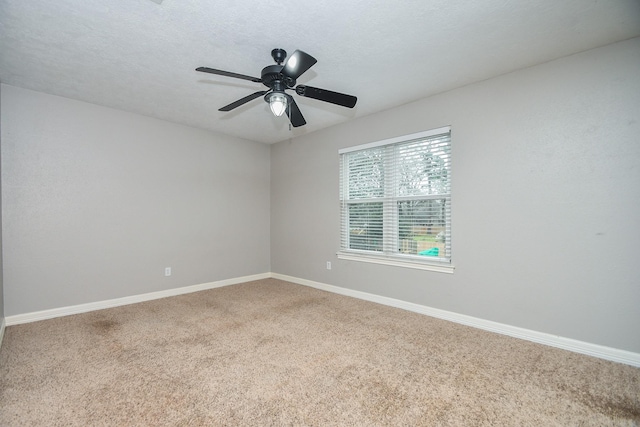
271, 49, 287, 65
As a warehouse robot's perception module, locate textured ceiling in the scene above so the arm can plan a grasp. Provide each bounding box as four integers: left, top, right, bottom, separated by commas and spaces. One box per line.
1, 0, 639, 144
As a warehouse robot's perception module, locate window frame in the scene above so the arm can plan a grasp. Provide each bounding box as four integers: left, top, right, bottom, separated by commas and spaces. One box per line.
337, 126, 454, 274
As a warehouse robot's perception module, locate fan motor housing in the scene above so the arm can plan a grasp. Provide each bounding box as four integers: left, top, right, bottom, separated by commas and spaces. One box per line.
261, 65, 296, 90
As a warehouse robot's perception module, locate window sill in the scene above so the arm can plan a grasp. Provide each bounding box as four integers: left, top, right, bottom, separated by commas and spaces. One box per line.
336, 251, 455, 274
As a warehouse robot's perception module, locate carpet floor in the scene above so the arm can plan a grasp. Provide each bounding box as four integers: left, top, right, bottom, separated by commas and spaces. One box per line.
1, 278, 639, 426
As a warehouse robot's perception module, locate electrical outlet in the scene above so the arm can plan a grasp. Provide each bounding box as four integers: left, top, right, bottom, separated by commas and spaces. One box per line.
326, 261, 331, 270
165, 267, 171, 276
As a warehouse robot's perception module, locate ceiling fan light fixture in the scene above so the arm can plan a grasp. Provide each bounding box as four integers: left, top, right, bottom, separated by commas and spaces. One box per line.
268, 92, 287, 117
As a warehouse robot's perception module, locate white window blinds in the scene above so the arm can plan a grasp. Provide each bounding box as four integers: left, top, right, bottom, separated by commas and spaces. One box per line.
339, 127, 452, 268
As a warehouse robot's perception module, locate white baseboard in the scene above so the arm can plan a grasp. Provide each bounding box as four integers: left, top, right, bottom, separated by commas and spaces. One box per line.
271, 273, 640, 368
0, 317, 5, 350
5, 273, 271, 326
5, 271, 639, 367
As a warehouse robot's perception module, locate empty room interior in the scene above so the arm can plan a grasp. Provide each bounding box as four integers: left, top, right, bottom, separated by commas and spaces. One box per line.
1, 0, 639, 425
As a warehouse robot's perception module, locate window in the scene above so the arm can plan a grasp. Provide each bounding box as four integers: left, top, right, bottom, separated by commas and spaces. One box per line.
338, 127, 453, 273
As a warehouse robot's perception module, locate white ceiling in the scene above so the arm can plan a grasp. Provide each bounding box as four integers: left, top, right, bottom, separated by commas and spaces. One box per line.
1, 0, 639, 144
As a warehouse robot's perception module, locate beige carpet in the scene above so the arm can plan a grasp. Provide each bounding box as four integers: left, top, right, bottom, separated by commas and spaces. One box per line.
1, 278, 639, 426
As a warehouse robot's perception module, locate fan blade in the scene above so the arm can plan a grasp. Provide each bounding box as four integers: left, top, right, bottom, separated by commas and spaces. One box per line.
196, 67, 262, 83
295, 85, 357, 108
282, 50, 317, 80
219, 91, 267, 112
286, 95, 306, 127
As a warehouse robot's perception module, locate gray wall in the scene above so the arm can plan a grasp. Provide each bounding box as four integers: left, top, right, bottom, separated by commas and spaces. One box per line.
271, 37, 640, 353
1, 38, 638, 355
0, 82, 3, 322
1, 85, 271, 316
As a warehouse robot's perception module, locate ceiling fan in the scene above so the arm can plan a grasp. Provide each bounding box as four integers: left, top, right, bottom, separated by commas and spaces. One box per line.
196, 49, 357, 128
